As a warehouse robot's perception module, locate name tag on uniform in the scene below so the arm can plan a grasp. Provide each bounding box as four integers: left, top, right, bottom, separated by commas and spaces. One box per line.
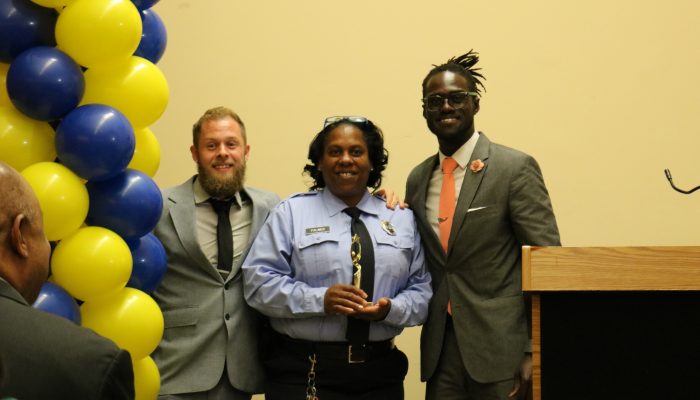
305, 226, 330, 235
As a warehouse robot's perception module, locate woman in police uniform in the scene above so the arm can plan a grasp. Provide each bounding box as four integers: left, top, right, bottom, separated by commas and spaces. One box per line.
242, 116, 432, 400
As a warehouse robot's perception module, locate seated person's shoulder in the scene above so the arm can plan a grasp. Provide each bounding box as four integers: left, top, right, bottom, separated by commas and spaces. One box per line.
32, 306, 122, 353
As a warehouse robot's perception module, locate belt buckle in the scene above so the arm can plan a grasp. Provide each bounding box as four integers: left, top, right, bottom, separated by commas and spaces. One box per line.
348, 344, 366, 363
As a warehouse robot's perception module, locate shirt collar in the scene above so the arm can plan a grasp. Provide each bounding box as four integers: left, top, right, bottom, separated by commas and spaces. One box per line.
320, 188, 379, 217
438, 130, 480, 170
193, 176, 244, 206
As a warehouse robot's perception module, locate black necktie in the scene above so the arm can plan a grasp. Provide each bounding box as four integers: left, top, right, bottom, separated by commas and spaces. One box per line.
343, 207, 375, 345
209, 198, 233, 273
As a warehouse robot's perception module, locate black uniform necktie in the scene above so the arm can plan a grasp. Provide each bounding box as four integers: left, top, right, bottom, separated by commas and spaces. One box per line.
343, 207, 375, 345
209, 198, 233, 273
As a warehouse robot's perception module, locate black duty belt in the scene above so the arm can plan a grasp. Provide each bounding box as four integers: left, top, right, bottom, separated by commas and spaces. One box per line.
275, 332, 395, 364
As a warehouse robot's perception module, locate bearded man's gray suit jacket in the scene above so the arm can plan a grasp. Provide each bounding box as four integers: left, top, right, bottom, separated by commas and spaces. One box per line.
405, 133, 561, 383
152, 176, 280, 394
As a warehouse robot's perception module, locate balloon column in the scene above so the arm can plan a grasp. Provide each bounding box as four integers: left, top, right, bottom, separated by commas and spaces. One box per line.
1, 0, 168, 398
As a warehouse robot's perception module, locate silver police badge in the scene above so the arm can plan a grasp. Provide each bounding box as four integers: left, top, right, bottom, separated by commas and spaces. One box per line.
380, 220, 396, 236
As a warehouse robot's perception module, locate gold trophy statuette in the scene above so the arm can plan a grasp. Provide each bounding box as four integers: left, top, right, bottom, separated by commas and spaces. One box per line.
350, 234, 362, 289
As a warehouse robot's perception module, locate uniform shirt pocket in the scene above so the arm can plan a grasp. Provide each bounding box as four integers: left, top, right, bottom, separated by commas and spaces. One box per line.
296, 232, 343, 284
374, 234, 414, 281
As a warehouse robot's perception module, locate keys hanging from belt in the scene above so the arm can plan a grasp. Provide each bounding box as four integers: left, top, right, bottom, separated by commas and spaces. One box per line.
306, 353, 319, 400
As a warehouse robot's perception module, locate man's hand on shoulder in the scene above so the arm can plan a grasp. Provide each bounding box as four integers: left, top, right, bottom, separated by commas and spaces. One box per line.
374, 188, 409, 209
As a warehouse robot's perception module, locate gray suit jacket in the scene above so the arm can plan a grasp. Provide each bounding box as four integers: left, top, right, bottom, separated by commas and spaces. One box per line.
151, 176, 280, 394
406, 134, 560, 383
0, 279, 134, 400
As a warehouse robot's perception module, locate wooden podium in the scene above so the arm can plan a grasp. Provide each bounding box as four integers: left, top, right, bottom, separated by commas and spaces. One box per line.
522, 246, 700, 400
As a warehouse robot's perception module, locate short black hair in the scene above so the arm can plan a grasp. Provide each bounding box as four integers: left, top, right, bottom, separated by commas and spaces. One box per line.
422, 49, 486, 96
303, 118, 388, 191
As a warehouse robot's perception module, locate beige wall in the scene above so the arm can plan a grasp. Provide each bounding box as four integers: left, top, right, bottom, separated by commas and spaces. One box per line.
150, 1, 700, 398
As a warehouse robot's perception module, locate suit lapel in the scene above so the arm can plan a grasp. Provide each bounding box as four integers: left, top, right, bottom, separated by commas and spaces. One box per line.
412, 156, 444, 257
447, 133, 491, 255
229, 188, 267, 280
168, 180, 222, 282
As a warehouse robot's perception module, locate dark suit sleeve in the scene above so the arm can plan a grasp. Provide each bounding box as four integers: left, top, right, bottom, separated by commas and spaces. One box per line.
509, 155, 560, 351
99, 349, 135, 400
508, 155, 561, 247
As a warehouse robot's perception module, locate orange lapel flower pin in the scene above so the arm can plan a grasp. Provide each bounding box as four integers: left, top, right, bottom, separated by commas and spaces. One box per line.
469, 159, 485, 173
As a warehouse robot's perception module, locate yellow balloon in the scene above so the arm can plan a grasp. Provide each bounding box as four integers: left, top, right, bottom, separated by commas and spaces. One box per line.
132, 356, 160, 400
21, 162, 88, 241
31, 0, 75, 8
82, 57, 169, 129
127, 127, 161, 177
81, 288, 164, 359
0, 106, 56, 171
52, 226, 132, 301
0, 63, 10, 107
55, 0, 142, 68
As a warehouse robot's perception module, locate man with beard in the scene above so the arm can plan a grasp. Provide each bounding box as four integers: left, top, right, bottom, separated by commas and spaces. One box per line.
151, 107, 281, 399
405, 51, 560, 400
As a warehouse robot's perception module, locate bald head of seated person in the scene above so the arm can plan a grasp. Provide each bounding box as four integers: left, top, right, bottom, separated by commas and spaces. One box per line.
0, 162, 135, 400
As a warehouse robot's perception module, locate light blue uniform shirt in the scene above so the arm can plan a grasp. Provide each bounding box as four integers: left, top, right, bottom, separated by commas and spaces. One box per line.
242, 189, 432, 342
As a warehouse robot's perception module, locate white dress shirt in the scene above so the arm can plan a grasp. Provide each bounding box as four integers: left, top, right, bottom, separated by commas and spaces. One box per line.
192, 178, 252, 278
426, 131, 480, 238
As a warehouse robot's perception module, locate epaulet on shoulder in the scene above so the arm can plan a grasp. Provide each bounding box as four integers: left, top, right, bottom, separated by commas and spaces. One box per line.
289, 191, 319, 199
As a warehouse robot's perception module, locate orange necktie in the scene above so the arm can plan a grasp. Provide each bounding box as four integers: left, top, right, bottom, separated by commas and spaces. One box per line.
439, 157, 458, 315
439, 157, 459, 252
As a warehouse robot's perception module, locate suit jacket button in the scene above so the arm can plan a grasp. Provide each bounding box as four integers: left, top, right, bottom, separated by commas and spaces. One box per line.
225, 313, 230, 320
224, 282, 229, 290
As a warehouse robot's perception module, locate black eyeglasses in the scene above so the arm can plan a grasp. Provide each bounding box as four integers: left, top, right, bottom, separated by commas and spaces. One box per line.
323, 116, 368, 128
422, 91, 478, 111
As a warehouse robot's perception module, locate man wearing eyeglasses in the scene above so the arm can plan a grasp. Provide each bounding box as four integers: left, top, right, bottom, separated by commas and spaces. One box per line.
405, 51, 561, 400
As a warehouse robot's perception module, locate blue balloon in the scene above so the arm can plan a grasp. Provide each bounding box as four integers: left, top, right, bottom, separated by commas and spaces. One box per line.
126, 233, 167, 293
86, 169, 163, 240
56, 104, 135, 181
130, 0, 159, 11
32, 281, 81, 324
0, 0, 57, 63
134, 8, 167, 64
7, 46, 84, 121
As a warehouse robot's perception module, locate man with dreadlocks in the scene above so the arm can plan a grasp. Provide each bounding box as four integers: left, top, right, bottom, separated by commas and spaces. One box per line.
405, 50, 561, 399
